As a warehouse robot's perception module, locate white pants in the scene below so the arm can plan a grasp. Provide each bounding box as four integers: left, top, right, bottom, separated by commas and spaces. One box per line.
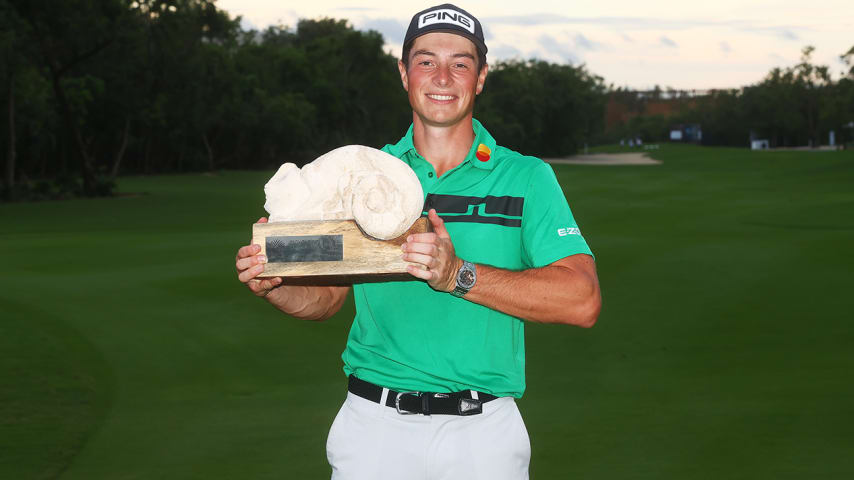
327, 391, 531, 480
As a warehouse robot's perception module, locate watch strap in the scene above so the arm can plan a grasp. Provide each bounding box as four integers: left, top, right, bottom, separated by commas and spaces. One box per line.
451, 285, 468, 297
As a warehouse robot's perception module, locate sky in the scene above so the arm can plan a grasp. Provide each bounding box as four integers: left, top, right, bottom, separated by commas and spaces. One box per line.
217, 0, 854, 90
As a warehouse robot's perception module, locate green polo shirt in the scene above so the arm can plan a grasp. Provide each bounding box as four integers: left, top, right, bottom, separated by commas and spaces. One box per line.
342, 119, 592, 397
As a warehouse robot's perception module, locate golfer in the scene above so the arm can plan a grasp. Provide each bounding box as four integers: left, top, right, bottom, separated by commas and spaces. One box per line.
236, 4, 601, 479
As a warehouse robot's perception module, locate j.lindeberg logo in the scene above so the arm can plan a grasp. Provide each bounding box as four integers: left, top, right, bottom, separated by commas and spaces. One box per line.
418, 9, 475, 33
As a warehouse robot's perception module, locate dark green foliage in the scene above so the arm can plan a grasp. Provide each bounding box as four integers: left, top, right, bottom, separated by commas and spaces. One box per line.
0, 2, 416, 195
1, 2, 610, 202
638, 46, 854, 147
610, 114, 673, 144
477, 59, 607, 157
8, 0, 850, 202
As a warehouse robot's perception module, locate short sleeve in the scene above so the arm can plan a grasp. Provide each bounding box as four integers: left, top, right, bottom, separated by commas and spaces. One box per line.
521, 162, 593, 268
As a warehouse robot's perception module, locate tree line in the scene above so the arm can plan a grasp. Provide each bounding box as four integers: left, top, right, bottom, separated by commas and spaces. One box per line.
3, 0, 851, 202
608, 46, 854, 148
0, 0, 606, 200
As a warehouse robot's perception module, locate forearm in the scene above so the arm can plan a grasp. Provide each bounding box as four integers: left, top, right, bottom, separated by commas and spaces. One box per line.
464, 256, 601, 326
265, 285, 350, 321
401, 210, 600, 326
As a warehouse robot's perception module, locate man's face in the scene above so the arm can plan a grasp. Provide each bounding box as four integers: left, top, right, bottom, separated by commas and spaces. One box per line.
398, 32, 488, 128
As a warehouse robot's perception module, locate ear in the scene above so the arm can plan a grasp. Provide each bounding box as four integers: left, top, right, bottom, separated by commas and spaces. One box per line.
475, 63, 489, 95
398, 59, 409, 92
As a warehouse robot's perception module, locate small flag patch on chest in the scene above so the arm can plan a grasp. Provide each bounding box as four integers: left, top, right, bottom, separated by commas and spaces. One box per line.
476, 144, 491, 162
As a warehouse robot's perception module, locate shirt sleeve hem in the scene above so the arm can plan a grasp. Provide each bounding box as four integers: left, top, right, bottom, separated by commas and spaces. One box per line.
530, 245, 595, 268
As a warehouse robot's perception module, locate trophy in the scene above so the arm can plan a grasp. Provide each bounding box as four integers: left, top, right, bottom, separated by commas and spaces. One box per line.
254, 145, 428, 283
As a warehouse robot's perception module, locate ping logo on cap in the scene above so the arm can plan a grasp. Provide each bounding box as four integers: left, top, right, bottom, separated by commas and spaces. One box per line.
418, 9, 475, 34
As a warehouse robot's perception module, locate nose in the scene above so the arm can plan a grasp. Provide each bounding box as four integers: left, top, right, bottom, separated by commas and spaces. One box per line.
434, 65, 451, 87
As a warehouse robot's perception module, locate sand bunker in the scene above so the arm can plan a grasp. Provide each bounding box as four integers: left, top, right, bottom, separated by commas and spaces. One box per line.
545, 152, 661, 166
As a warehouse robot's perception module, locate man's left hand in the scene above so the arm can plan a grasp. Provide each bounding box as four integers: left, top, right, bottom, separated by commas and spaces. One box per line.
402, 208, 462, 292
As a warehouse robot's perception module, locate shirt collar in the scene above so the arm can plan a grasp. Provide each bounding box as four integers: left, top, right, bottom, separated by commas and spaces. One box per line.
386, 124, 416, 158
387, 118, 497, 171
466, 118, 497, 171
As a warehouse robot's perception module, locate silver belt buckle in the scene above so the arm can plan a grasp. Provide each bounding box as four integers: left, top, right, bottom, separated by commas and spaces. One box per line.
394, 391, 421, 414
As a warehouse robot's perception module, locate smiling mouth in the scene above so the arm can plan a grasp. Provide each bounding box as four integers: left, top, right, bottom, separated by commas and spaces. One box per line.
426, 94, 455, 101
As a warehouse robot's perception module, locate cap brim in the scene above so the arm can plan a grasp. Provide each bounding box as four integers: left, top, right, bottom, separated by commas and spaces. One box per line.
405, 28, 488, 56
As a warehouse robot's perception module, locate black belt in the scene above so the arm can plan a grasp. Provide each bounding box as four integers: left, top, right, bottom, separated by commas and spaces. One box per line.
348, 375, 498, 416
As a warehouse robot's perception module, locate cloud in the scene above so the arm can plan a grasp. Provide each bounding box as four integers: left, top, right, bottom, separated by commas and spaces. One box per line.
574, 33, 593, 50
238, 16, 259, 32
736, 26, 802, 41
537, 34, 580, 63
489, 43, 524, 59
659, 36, 678, 48
485, 13, 575, 26
779, 29, 799, 41
333, 7, 378, 12
568, 33, 610, 53
356, 18, 407, 45
720, 41, 732, 54
481, 14, 810, 41
484, 14, 723, 30
482, 26, 495, 42
620, 33, 635, 43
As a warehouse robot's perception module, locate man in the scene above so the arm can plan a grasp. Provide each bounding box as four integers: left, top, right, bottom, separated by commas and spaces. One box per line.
235, 4, 601, 479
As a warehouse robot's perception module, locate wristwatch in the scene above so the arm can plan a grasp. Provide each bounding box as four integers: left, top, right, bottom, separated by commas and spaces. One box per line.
451, 260, 477, 297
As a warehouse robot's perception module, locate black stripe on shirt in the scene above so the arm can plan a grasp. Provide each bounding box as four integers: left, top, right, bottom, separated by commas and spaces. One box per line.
423, 194, 524, 227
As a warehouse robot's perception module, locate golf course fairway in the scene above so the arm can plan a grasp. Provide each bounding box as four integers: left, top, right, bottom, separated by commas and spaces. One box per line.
1, 144, 852, 478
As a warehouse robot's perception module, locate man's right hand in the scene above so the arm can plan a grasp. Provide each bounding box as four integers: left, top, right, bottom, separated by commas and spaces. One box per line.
235, 217, 350, 320
235, 217, 284, 298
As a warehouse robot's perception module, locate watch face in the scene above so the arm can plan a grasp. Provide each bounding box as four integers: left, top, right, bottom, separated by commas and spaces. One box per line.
459, 269, 475, 288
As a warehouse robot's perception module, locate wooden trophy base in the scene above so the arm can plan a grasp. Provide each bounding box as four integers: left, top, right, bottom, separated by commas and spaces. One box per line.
252, 217, 429, 285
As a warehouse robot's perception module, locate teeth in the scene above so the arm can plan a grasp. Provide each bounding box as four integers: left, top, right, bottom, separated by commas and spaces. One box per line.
428, 94, 454, 101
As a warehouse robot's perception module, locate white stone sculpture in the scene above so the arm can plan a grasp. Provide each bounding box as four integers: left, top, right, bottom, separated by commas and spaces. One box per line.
264, 145, 424, 240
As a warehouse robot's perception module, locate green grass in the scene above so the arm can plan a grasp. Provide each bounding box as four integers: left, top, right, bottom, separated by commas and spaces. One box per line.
1, 145, 853, 478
